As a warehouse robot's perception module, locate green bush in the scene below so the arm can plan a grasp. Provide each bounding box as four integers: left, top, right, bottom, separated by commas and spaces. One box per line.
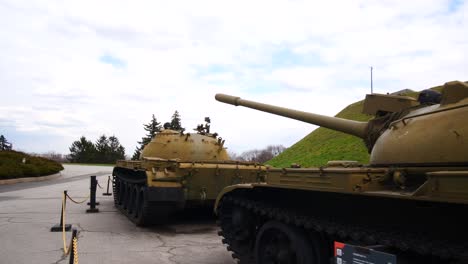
0, 164, 22, 179
0, 151, 64, 180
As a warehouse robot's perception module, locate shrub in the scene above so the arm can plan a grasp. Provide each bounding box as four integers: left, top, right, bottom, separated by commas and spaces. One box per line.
0, 151, 64, 180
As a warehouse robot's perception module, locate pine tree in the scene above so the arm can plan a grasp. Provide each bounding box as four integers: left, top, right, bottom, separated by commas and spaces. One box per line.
108, 135, 125, 162
0, 135, 12, 151
68, 136, 96, 163
95, 135, 110, 163
131, 147, 141, 160
132, 114, 162, 160
169, 110, 183, 131
68, 135, 125, 163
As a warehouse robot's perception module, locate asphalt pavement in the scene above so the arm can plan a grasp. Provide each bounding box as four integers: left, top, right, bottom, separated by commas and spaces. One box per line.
0, 164, 235, 264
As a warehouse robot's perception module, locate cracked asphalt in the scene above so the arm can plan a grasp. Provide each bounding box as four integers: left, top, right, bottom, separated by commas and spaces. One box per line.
0, 164, 236, 264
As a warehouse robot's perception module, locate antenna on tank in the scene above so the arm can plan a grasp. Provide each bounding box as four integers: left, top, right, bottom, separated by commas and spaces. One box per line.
370, 66, 373, 94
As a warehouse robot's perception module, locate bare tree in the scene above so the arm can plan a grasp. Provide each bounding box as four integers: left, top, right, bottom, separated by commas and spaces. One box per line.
39, 152, 68, 163
237, 145, 286, 163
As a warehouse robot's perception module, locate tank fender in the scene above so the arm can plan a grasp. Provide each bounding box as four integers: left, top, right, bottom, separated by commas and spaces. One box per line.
214, 183, 255, 214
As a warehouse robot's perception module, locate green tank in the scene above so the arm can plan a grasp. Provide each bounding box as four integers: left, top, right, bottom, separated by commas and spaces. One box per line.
112, 118, 266, 225
214, 81, 468, 263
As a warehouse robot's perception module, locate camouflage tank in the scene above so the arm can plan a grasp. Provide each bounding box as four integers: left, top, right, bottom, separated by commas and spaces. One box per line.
113, 118, 266, 225
214, 81, 468, 263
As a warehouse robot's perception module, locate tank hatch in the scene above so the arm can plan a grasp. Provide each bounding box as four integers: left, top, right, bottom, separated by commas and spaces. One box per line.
440, 80, 468, 105
362, 93, 419, 116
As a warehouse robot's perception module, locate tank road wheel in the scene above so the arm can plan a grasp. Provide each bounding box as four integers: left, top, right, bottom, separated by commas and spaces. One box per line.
130, 186, 141, 220
127, 183, 135, 215
124, 183, 133, 214
134, 186, 150, 226
118, 181, 126, 208
219, 204, 256, 263
128, 186, 139, 219
255, 221, 318, 264
123, 182, 130, 211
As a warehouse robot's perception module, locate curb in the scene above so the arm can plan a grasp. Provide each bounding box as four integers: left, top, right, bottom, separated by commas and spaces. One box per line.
0, 172, 63, 185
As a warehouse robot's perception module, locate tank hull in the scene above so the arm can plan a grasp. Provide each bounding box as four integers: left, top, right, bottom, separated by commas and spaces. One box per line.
113, 159, 266, 225
216, 165, 468, 263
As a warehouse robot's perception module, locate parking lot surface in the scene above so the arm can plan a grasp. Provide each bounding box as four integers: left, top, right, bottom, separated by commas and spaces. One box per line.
0, 165, 235, 264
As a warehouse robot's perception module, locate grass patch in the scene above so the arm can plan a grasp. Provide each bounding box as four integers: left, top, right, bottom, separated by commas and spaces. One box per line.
0, 151, 64, 179
266, 100, 372, 168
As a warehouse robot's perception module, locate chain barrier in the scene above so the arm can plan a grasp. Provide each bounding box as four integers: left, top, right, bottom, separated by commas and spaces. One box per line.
66, 193, 90, 204
72, 237, 78, 264
97, 181, 103, 189
54, 176, 100, 262
59, 192, 85, 262
69, 229, 79, 264
62, 193, 70, 255
103, 175, 112, 196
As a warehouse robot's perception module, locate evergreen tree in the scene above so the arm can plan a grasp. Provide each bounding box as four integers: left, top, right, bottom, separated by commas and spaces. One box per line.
68, 135, 125, 163
95, 135, 110, 163
68, 136, 96, 163
141, 114, 162, 145
131, 147, 141, 160
169, 110, 183, 131
132, 114, 162, 160
108, 135, 126, 162
0, 135, 12, 151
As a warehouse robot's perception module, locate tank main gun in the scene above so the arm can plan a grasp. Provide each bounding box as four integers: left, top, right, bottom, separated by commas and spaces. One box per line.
215, 94, 368, 139
216, 81, 468, 166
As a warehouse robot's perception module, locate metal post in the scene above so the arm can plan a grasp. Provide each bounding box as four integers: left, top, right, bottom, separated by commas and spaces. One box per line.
69, 228, 78, 264
103, 175, 112, 196
51, 190, 72, 232
86, 176, 99, 213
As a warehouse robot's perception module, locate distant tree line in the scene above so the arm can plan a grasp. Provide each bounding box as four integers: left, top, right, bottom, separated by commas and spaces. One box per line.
229, 145, 286, 163
28, 152, 68, 163
132, 110, 184, 160
68, 135, 125, 164
0, 135, 12, 151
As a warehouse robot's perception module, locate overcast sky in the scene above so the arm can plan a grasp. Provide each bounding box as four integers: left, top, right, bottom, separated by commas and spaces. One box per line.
0, 0, 467, 157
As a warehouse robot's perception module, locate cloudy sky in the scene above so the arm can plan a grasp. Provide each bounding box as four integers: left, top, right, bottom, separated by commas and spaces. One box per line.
0, 0, 467, 157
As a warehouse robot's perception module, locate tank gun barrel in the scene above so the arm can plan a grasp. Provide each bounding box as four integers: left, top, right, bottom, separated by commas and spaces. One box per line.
215, 93, 368, 139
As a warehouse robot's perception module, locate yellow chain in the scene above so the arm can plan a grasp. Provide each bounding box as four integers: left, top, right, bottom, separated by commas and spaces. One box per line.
62, 193, 69, 255
73, 237, 78, 264
66, 193, 90, 204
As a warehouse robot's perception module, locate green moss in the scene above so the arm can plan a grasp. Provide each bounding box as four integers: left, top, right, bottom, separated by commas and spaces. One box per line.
0, 151, 64, 179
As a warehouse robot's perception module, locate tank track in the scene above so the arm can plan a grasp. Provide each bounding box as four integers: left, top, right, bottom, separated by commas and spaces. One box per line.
112, 173, 171, 226
217, 194, 468, 264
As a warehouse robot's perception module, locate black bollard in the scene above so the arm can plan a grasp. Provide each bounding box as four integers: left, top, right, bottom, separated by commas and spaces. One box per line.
86, 176, 99, 213
102, 175, 112, 196
69, 228, 78, 264
51, 190, 72, 232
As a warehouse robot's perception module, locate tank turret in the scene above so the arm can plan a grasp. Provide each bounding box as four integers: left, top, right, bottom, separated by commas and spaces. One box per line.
216, 80, 468, 166
140, 117, 229, 161
140, 129, 229, 161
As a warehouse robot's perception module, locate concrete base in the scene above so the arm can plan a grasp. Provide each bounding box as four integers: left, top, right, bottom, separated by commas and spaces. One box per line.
85, 208, 99, 213
50, 224, 72, 232
0, 164, 235, 264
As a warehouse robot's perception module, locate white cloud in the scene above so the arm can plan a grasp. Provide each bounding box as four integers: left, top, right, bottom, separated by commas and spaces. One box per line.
0, 0, 467, 156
